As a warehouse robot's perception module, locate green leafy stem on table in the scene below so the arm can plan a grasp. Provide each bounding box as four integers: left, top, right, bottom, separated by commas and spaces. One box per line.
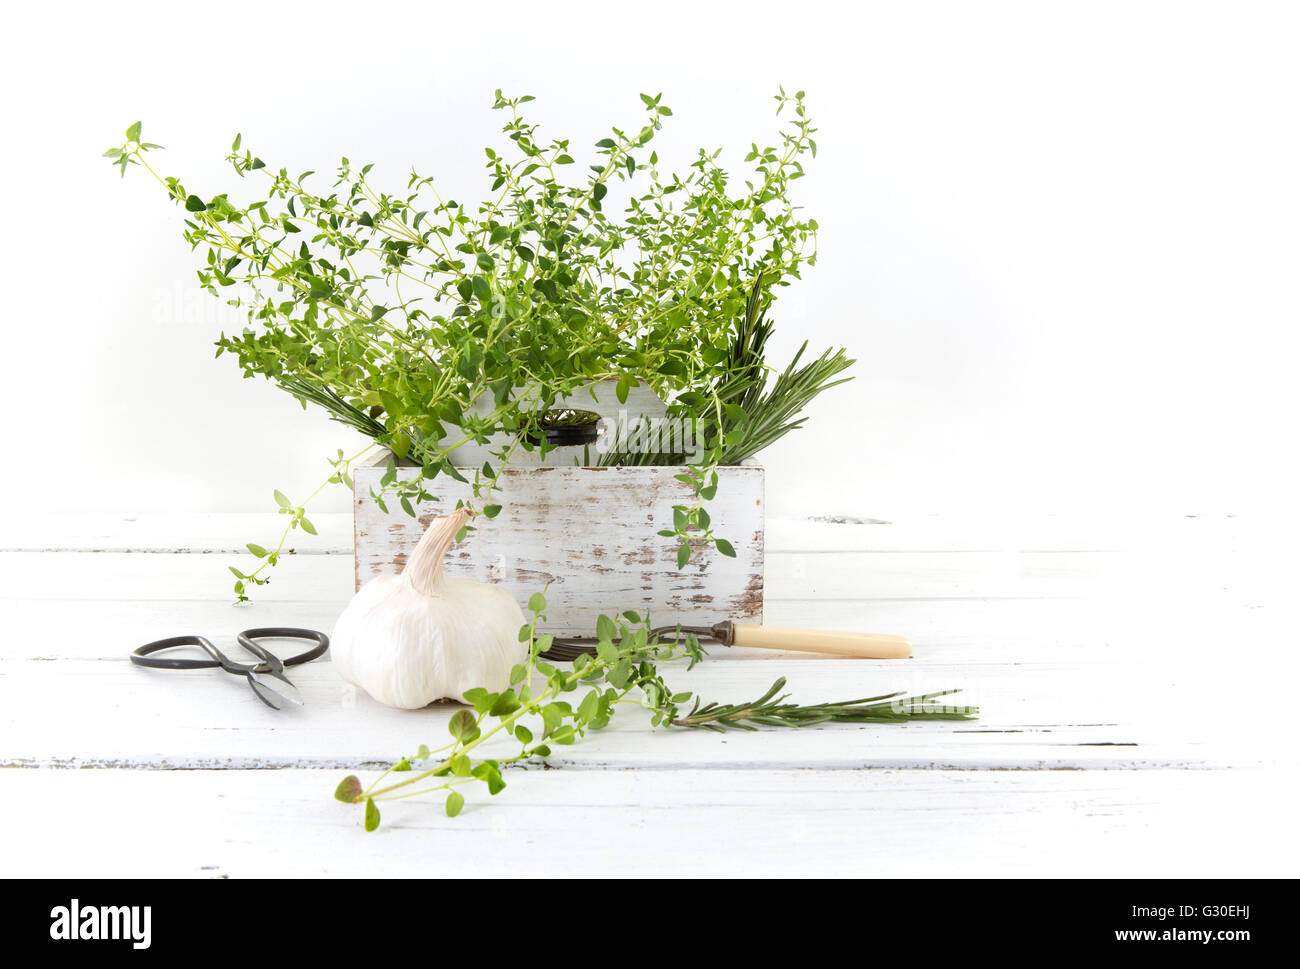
334, 594, 978, 830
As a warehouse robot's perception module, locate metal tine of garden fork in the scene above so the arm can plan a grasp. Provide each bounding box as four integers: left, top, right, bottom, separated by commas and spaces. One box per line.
538, 624, 718, 662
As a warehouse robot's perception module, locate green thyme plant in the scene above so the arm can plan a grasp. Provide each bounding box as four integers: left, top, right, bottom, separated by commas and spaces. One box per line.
105, 89, 843, 598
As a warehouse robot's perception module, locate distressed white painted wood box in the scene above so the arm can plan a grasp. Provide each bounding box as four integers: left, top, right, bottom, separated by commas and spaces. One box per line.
354, 379, 764, 635
354, 460, 764, 637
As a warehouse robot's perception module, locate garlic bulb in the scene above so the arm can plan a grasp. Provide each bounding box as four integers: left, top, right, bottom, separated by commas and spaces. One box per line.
332, 507, 527, 709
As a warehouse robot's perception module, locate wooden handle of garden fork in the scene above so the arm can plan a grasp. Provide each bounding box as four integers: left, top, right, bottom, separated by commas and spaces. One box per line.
728, 624, 912, 659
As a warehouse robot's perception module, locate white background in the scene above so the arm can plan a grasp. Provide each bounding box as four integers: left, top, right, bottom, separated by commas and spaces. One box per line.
2, 0, 1296, 521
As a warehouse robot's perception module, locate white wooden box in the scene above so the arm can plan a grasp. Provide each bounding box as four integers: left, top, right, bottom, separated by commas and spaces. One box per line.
353, 460, 764, 637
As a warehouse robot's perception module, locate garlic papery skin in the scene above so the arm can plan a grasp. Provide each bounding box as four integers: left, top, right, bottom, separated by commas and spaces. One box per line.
331, 507, 527, 709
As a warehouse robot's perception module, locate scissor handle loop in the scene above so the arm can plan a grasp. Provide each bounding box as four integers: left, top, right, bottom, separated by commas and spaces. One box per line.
236, 627, 329, 667
130, 635, 230, 671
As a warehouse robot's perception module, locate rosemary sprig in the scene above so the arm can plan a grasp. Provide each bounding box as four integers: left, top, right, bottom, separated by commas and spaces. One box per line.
670, 677, 978, 732
276, 374, 389, 439
606, 273, 856, 469
708, 275, 856, 465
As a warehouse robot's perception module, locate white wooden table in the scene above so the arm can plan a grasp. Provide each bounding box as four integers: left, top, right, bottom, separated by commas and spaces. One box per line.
1, 512, 1294, 877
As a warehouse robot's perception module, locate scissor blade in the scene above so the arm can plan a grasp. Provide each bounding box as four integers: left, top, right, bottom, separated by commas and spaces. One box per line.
247, 669, 303, 708
247, 677, 284, 710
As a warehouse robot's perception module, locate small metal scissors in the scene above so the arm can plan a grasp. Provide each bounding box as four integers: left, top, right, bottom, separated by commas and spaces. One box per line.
130, 627, 329, 710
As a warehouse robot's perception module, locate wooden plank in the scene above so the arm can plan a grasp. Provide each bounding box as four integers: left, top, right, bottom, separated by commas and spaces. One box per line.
2, 591, 1284, 668
0, 656, 1271, 771
3, 541, 1287, 609
0, 513, 354, 555
771, 511, 1289, 552
354, 463, 766, 635
0, 767, 1290, 877
0, 594, 1136, 662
